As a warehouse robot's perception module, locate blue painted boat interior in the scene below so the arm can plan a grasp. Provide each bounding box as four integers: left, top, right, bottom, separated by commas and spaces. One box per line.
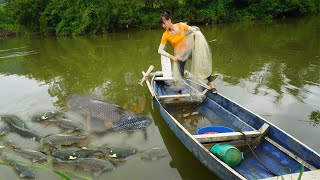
154, 80, 314, 179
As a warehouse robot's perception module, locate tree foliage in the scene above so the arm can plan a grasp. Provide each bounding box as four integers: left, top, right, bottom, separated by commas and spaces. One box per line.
0, 0, 319, 35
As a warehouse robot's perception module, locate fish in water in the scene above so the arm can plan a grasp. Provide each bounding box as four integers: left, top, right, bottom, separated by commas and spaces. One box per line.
31, 111, 65, 122
67, 96, 139, 129
108, 116, 152, 140
111, 116, 151, 132
7, 123, 41, 141
97, 146, 137, 160
14, 149, 47, 163
46, 118, 85, 132
1, 153, 37, 178
43, 134, 87, 148
140, 147, 169, 161
1, 115, 28, 129
5, 141, 47, 162
58, 158, 115, 177
52, 148, 98, 160
1, 115, 41, 140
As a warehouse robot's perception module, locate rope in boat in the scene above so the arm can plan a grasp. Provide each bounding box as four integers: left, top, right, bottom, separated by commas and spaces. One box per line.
239, 131, 278, 176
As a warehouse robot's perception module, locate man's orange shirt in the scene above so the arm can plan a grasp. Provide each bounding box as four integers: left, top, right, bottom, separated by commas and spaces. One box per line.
160, 23, 189, 52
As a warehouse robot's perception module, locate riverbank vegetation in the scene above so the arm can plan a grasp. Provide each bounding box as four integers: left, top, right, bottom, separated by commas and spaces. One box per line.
0, 0, 319, 36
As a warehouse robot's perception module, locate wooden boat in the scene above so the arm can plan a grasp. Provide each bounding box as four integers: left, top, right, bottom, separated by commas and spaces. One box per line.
140, 66, 320, 180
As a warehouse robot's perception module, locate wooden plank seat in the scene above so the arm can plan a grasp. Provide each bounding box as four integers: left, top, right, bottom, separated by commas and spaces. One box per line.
154, 77, 175, 81
158, 94, 191, 99
194, 123, 269, 143
195, 123, 269, 152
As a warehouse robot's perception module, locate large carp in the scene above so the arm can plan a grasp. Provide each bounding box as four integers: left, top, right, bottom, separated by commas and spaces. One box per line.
68, 97, 137, 122
67, 96, 151, 133
52, 148, 98, 160
111, 116, 151, 132
43, 134, 87, 148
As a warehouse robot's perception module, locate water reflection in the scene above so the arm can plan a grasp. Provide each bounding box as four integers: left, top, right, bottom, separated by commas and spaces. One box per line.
207, 16, 319, 104
306, 110, 320, 127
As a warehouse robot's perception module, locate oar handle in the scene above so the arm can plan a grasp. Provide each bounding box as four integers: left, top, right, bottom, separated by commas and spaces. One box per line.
139, 65, 154, 86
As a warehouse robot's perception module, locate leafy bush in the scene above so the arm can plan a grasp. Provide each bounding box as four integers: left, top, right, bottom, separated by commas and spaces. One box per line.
0, 0, 319, 35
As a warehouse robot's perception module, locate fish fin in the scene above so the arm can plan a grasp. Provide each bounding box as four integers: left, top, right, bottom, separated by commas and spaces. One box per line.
93, 170, 103, 177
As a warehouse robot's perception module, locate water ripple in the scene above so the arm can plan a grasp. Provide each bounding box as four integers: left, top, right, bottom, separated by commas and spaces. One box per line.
0, 46, 37, 59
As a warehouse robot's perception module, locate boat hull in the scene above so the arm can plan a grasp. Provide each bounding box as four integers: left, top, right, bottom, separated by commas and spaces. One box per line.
151, 76, 320, 179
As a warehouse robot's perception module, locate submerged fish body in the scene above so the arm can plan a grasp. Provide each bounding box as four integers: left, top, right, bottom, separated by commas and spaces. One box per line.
141, 147, 169, 161
9, 123, 41, 141
111, 116, 151, 132
68, 97, 137, 122
52, 148, 97, 160
1, 115, 28, 129
48, 118, 85, 132
14, 149, 47, 162
1, 115, 41, 140
2, 155, 37, 178
63, 158, 114, 176
97, 146, 137, 160
31, 111, 65, 122
43, 134, 87, 148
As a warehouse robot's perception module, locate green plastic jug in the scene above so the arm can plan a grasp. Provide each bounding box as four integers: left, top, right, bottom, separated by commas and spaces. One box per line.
210, 144, 243, 167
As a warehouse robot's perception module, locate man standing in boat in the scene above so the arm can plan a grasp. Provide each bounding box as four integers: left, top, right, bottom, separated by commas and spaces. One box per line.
157, 10, 218, 93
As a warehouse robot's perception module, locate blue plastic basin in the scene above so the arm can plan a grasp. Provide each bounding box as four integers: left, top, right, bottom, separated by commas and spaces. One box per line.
197, 126, 235, 135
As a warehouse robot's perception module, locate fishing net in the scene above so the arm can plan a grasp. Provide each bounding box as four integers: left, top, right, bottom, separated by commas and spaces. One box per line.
172, 26, 212, 83
164, 26, 212, 105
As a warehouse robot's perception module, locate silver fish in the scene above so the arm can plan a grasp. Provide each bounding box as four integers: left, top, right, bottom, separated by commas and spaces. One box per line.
8, 123, 41, 141
43, 134, 87, 148
48, 118, 85, 132
14, 149, 47, 162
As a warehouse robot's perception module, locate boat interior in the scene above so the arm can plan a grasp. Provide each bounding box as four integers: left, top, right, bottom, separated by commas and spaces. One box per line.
154, 78, 315, 179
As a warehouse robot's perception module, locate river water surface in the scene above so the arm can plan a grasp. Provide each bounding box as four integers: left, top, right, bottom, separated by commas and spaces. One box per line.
0, 16, 319, 179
